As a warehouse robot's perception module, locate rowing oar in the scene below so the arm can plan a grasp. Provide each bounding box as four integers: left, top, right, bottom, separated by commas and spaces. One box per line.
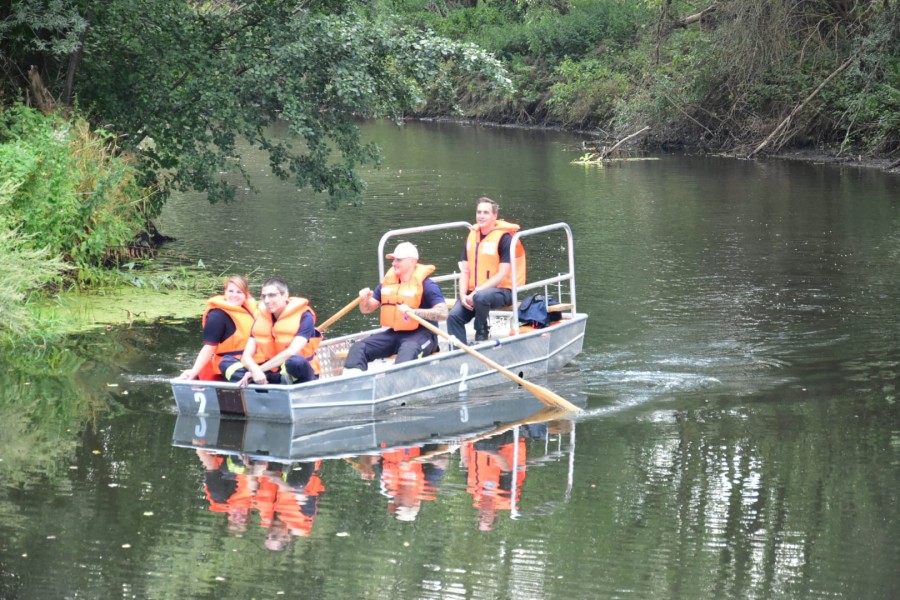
405, 312, 582, 412
317, 297, 362, 332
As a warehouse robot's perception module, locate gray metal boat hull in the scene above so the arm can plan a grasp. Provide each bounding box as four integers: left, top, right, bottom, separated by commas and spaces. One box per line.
170, 313, 587, 422
171, 392, 581, 462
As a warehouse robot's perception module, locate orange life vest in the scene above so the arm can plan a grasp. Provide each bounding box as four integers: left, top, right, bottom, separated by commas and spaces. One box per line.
463, 438, 527, 511
273, 472, 325, 537
255, 464, 325, 536
201, 296, 262, 377
380, 448, 438, 502
203, 456, 254, 514
251, 297, 321, 375
465, 220, 526, 291
379, 263, 436, 331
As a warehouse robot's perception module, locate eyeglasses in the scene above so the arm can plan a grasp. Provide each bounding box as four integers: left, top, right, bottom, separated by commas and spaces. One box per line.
260, 292, 283, 299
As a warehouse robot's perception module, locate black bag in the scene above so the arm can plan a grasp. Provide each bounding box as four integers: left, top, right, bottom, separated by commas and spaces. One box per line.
517, 294, 562, 329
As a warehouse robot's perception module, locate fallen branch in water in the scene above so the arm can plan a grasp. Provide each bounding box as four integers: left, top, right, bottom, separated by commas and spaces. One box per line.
599, 126, 651, 159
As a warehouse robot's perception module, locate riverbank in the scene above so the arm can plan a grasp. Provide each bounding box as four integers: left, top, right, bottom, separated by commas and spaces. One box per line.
418, 116, 900, 174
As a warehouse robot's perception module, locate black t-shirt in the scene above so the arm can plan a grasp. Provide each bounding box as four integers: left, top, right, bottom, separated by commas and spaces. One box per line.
202, 308, 236, 345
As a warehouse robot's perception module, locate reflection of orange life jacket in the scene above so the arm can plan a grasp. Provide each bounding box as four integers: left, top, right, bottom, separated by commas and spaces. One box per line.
463, 439, 527, 510
255, 467, 325, 537
251, 297, 321, 375
274, 473, 325, 537
380, 448, 437, 502
466, 220, 526, 291
201, 296, 262, 376
203, 456, 254, 514
379, 264, 436, 331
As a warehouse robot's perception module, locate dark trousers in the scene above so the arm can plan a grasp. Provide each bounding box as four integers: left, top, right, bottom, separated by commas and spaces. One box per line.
344, 328, 438, 371
447, 287, 512, 342
218, 354, 317, 384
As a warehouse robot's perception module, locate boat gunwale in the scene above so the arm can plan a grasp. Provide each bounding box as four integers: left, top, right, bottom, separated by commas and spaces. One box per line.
170, 312, 588, 394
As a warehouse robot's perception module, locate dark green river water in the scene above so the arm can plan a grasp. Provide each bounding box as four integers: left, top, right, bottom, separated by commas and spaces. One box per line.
1, 120, 898, 599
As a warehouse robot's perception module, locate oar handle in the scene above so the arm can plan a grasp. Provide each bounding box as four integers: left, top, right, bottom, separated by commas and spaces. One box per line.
405, 312, 581, 412
318, 296, 362, 332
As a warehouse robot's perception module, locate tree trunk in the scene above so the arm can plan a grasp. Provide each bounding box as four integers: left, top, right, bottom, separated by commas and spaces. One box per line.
748, 51, 859, 159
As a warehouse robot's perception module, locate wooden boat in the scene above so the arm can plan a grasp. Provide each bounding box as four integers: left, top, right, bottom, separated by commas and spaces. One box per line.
172, 391, 583, 463
170, 222, 588, 422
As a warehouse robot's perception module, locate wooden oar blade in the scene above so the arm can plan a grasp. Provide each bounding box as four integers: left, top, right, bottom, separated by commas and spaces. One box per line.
521, 380, 581, 412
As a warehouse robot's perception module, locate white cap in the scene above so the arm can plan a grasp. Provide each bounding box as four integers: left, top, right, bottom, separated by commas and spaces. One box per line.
386, 242, 419, 260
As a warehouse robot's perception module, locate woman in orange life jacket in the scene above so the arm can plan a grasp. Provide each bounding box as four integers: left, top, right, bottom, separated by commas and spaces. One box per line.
342, 242, 449, 374
176, 275, 259, 381
195, 449, 255, 532
447, 197, 527, 343
223, 277, 322, 386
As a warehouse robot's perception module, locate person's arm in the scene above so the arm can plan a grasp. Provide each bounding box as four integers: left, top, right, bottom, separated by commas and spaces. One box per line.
400, 302, 448, 322
238, 336, 269, 386
257, 311, 315, 372
472, 263, 510, 294
177, 343, 217, 379
177, 308, 229, 379
399, 279, 448, 321
258, 335, 308, 373
358, 284, 381, 314
458, 259, 470, 294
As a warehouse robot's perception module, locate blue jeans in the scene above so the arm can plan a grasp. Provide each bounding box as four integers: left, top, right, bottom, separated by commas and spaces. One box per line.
446, 287, 512, 342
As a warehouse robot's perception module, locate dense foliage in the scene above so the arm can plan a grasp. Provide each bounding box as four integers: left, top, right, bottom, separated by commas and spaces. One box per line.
0, 0, 512, 338
0, 0, 511, 209
0, 0, 896, 341
395, 0, 899, 159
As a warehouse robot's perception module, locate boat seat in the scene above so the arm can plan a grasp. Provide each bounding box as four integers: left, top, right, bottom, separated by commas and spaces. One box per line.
334, 350, 396, 361
444, 298, 573, 313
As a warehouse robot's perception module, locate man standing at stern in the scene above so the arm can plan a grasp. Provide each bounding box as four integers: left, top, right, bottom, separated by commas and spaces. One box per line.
343, 242, 448, 374
447, 198, 526, 343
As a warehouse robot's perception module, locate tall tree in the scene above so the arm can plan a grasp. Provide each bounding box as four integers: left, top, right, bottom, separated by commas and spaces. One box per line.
1, 0, 512, 209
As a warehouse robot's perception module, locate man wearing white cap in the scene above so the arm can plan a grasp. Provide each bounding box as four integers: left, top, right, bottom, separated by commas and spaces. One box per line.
343, 241, 448, 374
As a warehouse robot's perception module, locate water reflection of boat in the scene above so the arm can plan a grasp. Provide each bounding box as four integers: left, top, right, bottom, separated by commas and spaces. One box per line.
172, 392, 584, 462
169, 222, 587, 422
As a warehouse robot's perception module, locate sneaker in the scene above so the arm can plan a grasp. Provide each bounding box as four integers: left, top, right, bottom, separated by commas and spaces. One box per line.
342, 367, 364, 376
474, 332, 489, 342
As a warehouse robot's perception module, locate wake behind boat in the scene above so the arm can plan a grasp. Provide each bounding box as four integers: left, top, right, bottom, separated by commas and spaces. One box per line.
170, 222, 588, 422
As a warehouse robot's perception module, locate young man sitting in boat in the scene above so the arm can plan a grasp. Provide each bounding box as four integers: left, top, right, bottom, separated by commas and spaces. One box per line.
343, 242, 448, 375
447, 197, 526, 343
221, 277, 322, 386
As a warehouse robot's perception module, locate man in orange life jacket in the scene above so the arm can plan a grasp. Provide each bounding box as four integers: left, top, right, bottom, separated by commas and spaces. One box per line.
462, 429, 527, 532
343, 242, 448, 374
447, 197, 526, 343
220, 277, 321, 386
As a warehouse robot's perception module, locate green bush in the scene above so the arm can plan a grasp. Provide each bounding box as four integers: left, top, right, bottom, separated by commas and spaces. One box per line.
548, 57, 630, 126
523, 1, 649, 60
0, 104, 147, 277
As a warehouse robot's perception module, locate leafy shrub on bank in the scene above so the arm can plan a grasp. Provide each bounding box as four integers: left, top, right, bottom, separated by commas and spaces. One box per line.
0, 103, 147, 280
521, 0, 649, 60
0, 219, 66, 338
548, 57, 630, 126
